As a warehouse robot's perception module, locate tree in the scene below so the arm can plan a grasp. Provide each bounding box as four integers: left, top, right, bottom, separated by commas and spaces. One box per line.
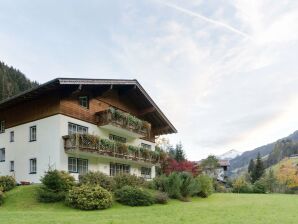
264, 169, 277, 193
201, 155, 219, 172
251, 153, 264, 183
248, 159, 255, 174
174, 142, 186, 162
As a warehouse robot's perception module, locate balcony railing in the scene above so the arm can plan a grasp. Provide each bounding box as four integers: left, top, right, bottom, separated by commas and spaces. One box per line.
63, 134, 166, 165
96, 108, 151, 138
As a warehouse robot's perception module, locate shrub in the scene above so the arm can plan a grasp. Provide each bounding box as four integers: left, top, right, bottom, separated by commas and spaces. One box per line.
37, 187, 66, 203
38, 170, 75, 202
164, 172, 182, 199
40, 170, 75, 192
0, 176, 16, 192
179, 172, 199, 198
196, 175, 214, 198
153, 175, 169, 192
253, 179, 267, 194
232, 176, 253, 193
113, 173, 145, 190
0, 187, 4, 205
79, 171, 115, 191
115, 186, 154, 206
66, 185, 113, 210
154, 192, 169, 204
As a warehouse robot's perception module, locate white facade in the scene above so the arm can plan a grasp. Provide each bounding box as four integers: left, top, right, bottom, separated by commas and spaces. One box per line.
0, 114, 156, 183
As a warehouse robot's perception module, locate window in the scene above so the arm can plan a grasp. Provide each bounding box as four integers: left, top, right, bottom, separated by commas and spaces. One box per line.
10, 131, 14, 142
68, 123, 88, 135
29, 126, 36, 142
78, 159, 88, 175
10, 161, 14, 172
110, 163, 130, 176
0, 120, 5, 133
29, 158, 37, 174
141, 167, 152, 179
79, 96, 89, 109
68, 157, 88, 174
141, 143, 152, 150
68, 157, 77, 173
0, 148, 5, 162
109, 134, 126, 143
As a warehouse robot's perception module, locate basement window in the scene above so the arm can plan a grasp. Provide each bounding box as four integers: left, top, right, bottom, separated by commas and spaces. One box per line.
79, 96, 89, 109
141, 143, 152, 150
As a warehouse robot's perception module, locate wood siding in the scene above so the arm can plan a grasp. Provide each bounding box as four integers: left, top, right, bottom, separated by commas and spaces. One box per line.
0, 88, 156, 141
0, 91, 60, 129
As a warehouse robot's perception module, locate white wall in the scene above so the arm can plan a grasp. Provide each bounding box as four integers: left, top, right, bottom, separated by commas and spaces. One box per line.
0, 114, 156, 183
0, 115, 61, 183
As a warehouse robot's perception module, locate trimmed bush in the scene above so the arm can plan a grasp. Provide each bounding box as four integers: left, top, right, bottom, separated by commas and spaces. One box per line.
38, 170, 75, 202
66, 185, 113, 210
154, 192, 169, 204
114, 173, 145, 190
196, 175, 214, 198
115, 186, 154, 206
79, 171, 115, 191
0, 176, 16, 192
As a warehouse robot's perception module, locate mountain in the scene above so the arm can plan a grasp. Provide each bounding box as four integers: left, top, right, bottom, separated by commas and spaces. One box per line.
229, 130, 298, 172
0, 61, 38, 101
218, 149, 242, 160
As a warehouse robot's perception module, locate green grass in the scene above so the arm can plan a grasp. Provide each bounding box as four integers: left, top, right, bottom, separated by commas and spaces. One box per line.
1, 185, 298, 224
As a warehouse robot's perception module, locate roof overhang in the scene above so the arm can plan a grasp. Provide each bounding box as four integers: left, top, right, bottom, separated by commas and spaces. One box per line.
0, 78, 177, 135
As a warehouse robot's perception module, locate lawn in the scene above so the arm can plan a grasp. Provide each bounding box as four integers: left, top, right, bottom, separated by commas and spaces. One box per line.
1, 185, 298, 224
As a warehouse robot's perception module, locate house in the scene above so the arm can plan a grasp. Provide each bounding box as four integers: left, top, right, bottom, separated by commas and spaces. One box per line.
0, 78, 177, 183
217, 160, 230, 182
195, 159, 230, 182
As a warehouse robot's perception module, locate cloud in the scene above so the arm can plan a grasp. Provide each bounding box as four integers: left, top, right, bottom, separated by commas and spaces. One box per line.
155, 0, 250, 38
1, 0, 298, 160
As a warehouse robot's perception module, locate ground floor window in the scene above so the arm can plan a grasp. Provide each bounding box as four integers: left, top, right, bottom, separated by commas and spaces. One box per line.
78, 158, 88, 175
141, 167, 152, 179
68, 157, 77, 173
0, 148, 5, 162
68, 157, 88, 174
10, 161, 14, 172
29, 158, 37, 174
110, 163, 130, 176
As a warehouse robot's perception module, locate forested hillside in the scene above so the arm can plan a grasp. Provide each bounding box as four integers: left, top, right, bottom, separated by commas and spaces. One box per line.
0, 61, 38, 101
230, 131, 298, 172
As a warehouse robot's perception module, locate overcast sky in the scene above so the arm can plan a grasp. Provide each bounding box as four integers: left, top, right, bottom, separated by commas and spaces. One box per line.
1, 0, 298, 160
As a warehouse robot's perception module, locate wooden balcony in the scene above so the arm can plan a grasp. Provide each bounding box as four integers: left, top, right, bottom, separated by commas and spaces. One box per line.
96, 108, 151, 138
63, 134, 164, 166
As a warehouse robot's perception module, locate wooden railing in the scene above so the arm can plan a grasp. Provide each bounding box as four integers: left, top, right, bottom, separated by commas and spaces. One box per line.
96, 108, 151, 137
63, 134, 164, 165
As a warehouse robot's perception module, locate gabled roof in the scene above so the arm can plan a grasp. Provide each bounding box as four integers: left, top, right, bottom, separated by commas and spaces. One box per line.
0, 78, 177, 135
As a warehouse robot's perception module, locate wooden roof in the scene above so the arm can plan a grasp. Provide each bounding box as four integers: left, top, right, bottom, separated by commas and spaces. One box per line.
0, 78, 177, 135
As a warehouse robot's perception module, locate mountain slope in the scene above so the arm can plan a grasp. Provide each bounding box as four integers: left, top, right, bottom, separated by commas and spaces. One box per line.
230, 130, 298, 172
0, 61, 38, 101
